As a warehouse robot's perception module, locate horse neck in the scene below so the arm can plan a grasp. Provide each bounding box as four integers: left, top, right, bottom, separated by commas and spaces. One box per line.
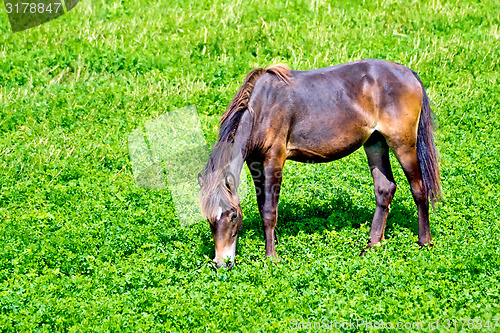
226, 109, 253, 191
226, 144, 245, 191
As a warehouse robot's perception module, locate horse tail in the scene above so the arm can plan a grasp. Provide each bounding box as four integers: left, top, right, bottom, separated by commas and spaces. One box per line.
412, 71, 442, 209
199, 64, 292, 219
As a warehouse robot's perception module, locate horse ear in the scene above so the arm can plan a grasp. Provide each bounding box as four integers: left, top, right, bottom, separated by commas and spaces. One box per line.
197, 172, 204, 187
225, 172, 236, 192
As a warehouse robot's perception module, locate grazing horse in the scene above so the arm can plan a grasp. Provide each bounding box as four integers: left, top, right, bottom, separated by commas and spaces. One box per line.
198, 59, 441, 268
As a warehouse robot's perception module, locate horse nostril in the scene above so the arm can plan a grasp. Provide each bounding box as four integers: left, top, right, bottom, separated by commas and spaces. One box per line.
213, 259, 226, 268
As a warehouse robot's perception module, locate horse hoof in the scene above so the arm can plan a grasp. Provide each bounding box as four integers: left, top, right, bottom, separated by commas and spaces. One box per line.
418, 241, 434, 249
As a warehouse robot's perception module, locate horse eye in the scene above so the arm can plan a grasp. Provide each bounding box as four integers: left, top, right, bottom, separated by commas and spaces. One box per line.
230, 212, 237, 220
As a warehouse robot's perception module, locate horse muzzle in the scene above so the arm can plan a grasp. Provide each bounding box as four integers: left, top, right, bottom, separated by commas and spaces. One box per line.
214, 240, 237, 269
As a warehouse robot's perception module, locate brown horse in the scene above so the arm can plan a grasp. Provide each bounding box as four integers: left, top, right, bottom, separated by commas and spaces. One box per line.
198, 59, 441, 268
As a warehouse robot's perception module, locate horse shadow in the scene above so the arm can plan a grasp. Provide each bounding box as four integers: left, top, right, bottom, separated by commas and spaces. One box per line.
195, 190, 418, 261
239, 189, 417, 239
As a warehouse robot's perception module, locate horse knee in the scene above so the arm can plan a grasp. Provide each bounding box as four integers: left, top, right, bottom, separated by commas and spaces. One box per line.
375, 182, 397, 208
261, 208, 277, 228
411, 185, 428, 205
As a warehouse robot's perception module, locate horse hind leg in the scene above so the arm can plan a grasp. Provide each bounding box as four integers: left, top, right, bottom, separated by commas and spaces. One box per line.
363, 131, 397, 251
388, 141, 432, 247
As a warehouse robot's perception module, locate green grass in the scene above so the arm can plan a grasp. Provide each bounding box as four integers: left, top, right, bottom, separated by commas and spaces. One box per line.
1, 0, 499, 331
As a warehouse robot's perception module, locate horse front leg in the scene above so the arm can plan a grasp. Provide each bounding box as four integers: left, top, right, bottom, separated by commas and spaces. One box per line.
248, 156, 284, 259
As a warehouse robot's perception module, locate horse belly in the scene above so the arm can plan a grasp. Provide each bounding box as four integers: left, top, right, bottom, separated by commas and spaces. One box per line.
286, 121, 372, 163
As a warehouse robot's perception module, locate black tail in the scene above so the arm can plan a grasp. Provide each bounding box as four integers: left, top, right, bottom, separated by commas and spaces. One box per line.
413, 72, 442, 209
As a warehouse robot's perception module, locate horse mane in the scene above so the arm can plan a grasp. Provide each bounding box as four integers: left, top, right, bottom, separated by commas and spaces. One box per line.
199, 64, 292, 221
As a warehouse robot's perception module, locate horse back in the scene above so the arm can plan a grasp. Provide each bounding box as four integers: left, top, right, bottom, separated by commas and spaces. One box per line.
247, 59, 423, 162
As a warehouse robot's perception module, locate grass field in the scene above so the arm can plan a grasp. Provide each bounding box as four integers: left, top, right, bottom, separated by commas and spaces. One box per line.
1, 0, 499, 331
